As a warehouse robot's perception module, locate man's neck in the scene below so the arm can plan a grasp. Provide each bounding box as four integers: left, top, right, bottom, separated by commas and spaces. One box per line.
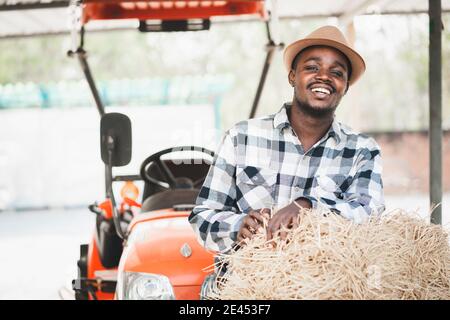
288, 102, 334, 151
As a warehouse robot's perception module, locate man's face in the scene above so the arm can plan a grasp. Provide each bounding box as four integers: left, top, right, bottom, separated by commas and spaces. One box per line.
288, 46, 350, 118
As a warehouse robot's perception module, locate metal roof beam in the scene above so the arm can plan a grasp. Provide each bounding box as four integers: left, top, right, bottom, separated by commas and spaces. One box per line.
0, 1, 69, 11
1, 7, 450, 39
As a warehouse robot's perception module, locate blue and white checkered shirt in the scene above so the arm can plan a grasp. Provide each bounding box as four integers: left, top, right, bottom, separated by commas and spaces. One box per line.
189, 103, 385, 253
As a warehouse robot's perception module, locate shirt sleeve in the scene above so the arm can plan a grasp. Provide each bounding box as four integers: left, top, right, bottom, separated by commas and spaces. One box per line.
188, 132, 246, 253
304, 146, 385, 224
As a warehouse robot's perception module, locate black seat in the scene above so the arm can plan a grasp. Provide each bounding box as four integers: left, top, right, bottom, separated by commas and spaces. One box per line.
141, 189, 200, 212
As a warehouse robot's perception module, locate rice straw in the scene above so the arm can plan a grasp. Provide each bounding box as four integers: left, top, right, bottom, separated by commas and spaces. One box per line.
206, 208, 450, 300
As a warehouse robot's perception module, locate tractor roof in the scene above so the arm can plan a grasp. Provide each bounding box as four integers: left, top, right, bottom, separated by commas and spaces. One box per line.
81, 0, 266, 24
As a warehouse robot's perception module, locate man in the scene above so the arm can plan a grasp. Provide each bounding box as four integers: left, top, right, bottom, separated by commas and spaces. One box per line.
189, 26, 385, 253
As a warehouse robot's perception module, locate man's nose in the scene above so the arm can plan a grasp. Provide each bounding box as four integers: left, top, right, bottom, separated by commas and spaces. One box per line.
314, 69, 331, 82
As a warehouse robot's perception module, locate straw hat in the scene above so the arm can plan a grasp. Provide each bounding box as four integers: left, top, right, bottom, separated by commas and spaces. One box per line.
283, 26, 366, 86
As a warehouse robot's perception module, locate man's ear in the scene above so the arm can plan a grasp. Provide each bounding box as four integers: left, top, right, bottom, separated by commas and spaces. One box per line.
344, 81, 349, 94
288, 70, 295, 87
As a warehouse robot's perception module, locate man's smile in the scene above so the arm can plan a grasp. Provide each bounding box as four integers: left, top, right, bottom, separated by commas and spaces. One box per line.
307, 83, 335, 100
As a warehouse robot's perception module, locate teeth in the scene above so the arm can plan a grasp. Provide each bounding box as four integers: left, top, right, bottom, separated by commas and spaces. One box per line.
311, 87, 331, 95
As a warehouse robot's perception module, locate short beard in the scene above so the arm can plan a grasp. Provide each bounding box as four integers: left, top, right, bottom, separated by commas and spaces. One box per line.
294, 93, 337, 119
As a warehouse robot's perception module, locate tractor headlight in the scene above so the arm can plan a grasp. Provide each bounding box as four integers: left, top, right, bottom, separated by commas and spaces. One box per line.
117, 272, 175, 300
200, 273, 217, 300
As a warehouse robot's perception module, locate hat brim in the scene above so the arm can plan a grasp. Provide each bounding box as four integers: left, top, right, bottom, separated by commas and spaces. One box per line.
283, 38, 366, 86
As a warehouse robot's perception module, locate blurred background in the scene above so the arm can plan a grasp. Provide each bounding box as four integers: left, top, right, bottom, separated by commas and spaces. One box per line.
0, 0, 449, 299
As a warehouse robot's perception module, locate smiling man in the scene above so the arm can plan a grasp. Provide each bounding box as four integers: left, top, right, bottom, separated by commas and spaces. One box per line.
189, 26, 385, 253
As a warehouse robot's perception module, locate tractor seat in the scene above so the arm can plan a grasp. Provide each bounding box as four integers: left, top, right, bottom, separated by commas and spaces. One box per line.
141, 189, 200, 212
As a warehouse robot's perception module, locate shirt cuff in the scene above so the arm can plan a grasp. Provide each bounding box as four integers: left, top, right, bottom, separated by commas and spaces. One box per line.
230, 213, 247, 243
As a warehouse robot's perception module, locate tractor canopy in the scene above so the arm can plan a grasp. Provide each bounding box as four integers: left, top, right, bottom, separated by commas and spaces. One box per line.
81, 0, 266, 24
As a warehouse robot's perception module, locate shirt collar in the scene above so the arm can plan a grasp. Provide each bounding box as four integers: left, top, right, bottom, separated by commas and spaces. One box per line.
273, 103, 292, 130
328, 119, 342, 144
273, 103, 342, 144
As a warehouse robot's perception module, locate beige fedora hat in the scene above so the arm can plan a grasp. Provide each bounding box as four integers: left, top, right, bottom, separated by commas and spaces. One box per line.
283, 25, 366, 86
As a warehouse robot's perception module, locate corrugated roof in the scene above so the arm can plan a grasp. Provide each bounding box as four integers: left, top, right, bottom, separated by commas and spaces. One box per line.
1, 0, 449, 38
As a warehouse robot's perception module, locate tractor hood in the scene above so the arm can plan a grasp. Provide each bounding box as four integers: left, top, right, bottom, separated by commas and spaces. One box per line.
118, 209, 214, 287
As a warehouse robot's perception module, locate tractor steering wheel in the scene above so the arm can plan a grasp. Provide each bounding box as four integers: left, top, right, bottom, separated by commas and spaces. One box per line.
139, 146, 215, 190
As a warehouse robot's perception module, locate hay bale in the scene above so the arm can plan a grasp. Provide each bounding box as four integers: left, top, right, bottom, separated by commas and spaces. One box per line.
207, 209, 450, 300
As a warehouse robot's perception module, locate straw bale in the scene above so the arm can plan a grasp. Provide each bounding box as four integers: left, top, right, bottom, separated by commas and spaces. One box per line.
207, 209, 450, 300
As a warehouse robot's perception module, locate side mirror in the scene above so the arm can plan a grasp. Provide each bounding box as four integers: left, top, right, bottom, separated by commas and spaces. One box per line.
100, 113, 132, 167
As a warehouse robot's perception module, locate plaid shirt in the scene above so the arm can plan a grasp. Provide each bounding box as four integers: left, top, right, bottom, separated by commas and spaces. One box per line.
189, 103, 385, 253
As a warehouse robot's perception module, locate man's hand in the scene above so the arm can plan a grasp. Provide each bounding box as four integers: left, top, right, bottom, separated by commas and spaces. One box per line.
266, 198, 312, 241
237, 208, 270, 244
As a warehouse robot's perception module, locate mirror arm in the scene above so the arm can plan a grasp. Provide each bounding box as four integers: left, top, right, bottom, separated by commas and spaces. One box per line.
105, 135, 126, 240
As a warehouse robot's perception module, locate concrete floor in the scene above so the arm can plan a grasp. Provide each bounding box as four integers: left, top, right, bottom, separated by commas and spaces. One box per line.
0, 193, 448, 300
0, 208, 94, 300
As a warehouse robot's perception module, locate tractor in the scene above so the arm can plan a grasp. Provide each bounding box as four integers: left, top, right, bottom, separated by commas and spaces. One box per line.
68, 0, 283, 300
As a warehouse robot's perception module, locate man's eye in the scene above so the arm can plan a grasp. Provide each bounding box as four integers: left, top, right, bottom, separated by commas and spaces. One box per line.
305, 65, 318, 71
332, 70, 344, 77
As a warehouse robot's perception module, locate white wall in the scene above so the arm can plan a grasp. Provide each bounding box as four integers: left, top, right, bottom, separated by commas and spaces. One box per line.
0, 105, 218, 210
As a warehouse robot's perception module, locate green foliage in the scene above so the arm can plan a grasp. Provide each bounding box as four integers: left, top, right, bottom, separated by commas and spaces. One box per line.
0, 14, 449, 131
0, 37, 75, 83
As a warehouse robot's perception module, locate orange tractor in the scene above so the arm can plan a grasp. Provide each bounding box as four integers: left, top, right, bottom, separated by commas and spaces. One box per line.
69, 0, 283, 300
